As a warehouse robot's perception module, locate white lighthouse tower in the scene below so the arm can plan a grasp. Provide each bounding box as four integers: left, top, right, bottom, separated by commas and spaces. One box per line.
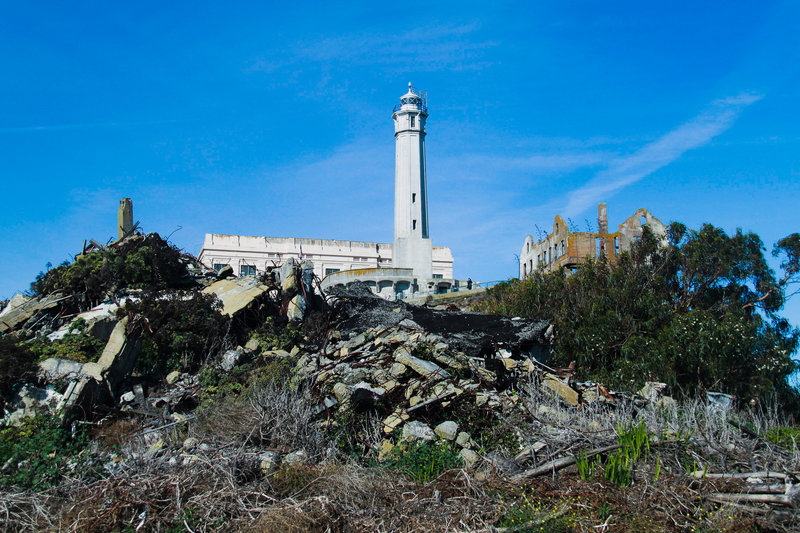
392, 83, 433, 279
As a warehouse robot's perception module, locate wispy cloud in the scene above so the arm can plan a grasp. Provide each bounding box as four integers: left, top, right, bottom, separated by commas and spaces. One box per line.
0, 119, 177, 134
247, 23, 495, 74
562, 92, 763, 216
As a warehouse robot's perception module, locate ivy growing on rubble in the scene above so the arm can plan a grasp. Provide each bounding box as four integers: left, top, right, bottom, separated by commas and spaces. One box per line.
29, 233, 192, 311
480, 224, 800, 411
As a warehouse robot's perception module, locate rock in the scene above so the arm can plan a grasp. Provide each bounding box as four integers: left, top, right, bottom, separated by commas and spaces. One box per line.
287, 294, 306, 322
390, 362, 407, 377
284, 450, 307, 464
244, 338, 260, 353
202, 277, 271, 317
456, 431, 472, 448
220, 348, 245, 372
1, 385, 63, 426
434, 421, 458, 441
459, 448, 480, 468
166, 370, 181, 384
542, 376, 579, 406
403, 421, 435, 442
394, 347, 450, 380
383, 409, 409, 434
333, 383, 350, 404
639, 381, 668, 403
183, 437, 199, 451
120, 391, 136, 403
259, 451, 282, 473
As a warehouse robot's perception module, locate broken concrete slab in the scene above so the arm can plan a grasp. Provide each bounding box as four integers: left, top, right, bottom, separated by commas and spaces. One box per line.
0, 292, 68, 333
201, 277, 271, 317
394, 347, 450, 380
48, 302, 120, 341
38, 358, 86, 382
542, 376, 579, 406
0, 293, 31, 318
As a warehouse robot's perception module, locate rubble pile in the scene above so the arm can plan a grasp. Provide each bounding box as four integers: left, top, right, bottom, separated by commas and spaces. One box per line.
1, 235, 799, 532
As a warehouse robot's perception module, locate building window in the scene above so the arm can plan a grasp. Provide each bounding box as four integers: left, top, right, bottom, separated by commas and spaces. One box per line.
325, 268, 340, 276
413, 220, 417, 230
640, 215, 647, 226
561, 240, 565, 255
412, 193, 416, 203
411, 115, 415, 128
614, 236, 620, 255
433, 274, 443, 279
212, 263, 227, 273
240, 265, 256, 277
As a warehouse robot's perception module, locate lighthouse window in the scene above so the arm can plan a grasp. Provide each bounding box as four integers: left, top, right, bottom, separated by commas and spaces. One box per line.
413, 220, 417, 230
410, 115, 415, 128
412, 193, 416, 203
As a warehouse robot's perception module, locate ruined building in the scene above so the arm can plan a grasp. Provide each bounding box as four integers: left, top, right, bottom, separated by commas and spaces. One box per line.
198, 84, 463, 299
519, 203, 667, 278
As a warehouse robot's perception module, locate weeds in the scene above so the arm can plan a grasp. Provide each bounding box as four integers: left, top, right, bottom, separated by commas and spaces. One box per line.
0, 413, 88, 490
386, 439, 463, 484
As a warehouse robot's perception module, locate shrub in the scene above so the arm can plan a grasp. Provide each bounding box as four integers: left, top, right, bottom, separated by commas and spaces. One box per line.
30, 233, 192, 311
124, 290, 229, 375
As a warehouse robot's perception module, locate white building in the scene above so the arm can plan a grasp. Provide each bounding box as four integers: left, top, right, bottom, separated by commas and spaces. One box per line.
198, 234, 453, 280
197, 84, 462, 298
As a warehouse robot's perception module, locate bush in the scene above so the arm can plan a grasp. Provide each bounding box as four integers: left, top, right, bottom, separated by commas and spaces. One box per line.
124, 290, 229, 375
30, 233, 192, 311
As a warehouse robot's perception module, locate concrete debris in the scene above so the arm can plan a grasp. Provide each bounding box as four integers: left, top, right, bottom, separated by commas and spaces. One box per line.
48, 302, 120, 342
1, 385, 64, 426
220, 347, 247, 372
402, 421, 435, 441
0, 292, 69, 334
202, 277, 273, 317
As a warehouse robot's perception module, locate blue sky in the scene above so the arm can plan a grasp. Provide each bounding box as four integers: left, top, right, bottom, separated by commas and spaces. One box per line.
1, 1, 799, 334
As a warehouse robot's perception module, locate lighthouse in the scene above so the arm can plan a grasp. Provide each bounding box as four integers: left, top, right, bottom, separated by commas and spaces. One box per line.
392, 83, 433, 279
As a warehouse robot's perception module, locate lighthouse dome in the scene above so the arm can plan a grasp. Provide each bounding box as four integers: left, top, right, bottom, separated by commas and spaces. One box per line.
395, 82, 427, 112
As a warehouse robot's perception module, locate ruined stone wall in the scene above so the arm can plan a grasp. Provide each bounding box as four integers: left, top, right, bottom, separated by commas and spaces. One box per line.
520, 205, 666, 278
